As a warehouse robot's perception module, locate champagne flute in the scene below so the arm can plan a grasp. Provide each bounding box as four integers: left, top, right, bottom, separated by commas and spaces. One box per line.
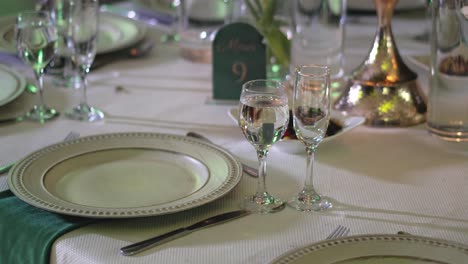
66, 0, 104, 122
288, 65, 332, 212
16, 11, 59, 123
239, 79, 289, 213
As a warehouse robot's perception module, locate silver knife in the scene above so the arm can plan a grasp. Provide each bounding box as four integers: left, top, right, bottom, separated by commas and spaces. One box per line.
120, 210, 251, 256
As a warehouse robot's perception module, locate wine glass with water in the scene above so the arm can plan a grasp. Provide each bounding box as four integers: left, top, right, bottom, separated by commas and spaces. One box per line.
16, 11, 58, 123
239, 79, 289, 213
66, 0, 104, 122
288, 64, 332, 212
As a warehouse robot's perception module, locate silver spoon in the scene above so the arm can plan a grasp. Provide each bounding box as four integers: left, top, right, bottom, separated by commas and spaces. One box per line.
186, 132, 258, 178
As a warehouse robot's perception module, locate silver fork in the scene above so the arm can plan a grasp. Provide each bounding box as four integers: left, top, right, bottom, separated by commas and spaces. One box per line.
326, 225, 350, 240
0, 131, 80, 174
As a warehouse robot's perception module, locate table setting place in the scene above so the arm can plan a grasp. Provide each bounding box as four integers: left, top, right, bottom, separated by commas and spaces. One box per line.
0, 0, 467, 263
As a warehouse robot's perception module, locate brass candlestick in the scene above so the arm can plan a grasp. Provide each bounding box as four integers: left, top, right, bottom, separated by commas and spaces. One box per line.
334, 0, 426, 126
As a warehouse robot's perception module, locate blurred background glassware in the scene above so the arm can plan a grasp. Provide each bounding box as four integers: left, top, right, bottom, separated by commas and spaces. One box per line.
427, 0, 468, 141
239, 79, 289, 213
230, 0, 293, 80
15, 10, 59, 123
288, 65, 332, 212
290, 0, 346, 94
43, 0, 81, 89
133, 0, 181, 43
66, 0, 104, 122
178, 0, 231, 63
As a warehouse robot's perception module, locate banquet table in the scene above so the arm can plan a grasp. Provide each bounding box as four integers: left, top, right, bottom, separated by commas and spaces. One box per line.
0, 4, 467, 264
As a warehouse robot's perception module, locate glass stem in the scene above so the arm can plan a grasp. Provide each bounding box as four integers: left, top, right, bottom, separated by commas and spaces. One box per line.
79, 67, 89, 107
34, 70, 46, 108
304, 146, 317, 193
256, 149, 268, 196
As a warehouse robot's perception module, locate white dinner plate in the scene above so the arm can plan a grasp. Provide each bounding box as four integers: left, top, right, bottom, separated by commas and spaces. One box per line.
8, 132, 242, 218
0, 12, 147, 55
348, 0, 427, 12
228, 108, 365, 154
271, 234, 468, 264
0, 64, 26, 107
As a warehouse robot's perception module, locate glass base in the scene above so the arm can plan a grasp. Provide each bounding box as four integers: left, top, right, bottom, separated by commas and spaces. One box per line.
243, 193, 285, 214
160, 34, 179, 44
66, 104, 104, 122
427, 123, 468, 142
288, 191, 333, 212
25, 105, 59, 123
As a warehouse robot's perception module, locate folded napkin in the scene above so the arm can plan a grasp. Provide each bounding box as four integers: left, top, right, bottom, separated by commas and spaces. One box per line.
0, 190, 95, 264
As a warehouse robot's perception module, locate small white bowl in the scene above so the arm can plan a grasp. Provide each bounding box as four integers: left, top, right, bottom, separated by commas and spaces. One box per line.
228, 108, 365, 154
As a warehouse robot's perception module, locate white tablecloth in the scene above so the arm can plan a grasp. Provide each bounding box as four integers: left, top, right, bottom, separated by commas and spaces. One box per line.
1, 7, 467, 264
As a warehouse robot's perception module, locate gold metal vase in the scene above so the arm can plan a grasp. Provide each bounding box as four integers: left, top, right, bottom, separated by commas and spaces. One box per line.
334, 0, 427, 127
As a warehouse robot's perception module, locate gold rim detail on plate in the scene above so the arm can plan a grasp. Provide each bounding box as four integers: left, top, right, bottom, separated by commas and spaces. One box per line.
8, 132, 243, 218
0, 64, 26, 107
271, 234, 468, 264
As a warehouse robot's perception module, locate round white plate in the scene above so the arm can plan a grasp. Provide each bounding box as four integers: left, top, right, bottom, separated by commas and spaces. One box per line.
271, 234, 468, 264
348, 0, 427, 12
0, 64, 26, 107
0, 12, 147, 54
97, 12, 147, 54
228, 108, 365, 154
8, 132, 242, 218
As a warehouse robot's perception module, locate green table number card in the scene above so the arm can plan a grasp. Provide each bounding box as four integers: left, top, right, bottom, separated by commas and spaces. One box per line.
212, 22, 266, 101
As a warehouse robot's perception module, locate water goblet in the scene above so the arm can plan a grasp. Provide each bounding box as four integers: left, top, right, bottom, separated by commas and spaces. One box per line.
288, 65, 332, 212
66, 0, 104, 122
16, 11, 59, 123
239, 79, 289, 213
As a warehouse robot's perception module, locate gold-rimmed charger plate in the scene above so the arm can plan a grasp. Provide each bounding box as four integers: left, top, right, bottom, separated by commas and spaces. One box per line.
8, 132, 242, 218
0, 12, 147, 54
0, 64, 25, 107
271, 234, 468, 264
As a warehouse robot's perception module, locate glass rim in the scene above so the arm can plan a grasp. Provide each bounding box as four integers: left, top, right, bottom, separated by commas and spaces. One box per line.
296, 64, 330, 78
16, 10, 52, 26
17, 10, 51, 18
242, 79, 283, 93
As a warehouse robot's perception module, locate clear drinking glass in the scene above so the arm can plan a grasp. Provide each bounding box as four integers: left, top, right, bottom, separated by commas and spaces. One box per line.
66, 0, 104, 122
289, 65, 332, 212
427, 0, 468, 141
160, 0, 181, 43
291, 0, 346, 90
16, 11, 59, 123
46, 0, 80, 88
239, 79, 289, 213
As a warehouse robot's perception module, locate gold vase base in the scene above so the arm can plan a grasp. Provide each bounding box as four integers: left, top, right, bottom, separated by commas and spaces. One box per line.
334, 78, 427, 127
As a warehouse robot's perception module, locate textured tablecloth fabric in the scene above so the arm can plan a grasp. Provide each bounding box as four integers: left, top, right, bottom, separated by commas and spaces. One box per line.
0, 191, 95, 264
0, 6, 467, 264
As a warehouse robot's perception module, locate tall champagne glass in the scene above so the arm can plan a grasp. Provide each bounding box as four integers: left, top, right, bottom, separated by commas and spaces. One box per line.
288, 65, 332, 212
16, 11, 59, 123
239, 79, 289, 213
66, 0, 104, 122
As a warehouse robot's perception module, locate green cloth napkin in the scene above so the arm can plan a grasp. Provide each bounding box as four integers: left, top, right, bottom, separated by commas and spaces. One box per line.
0, 190, 95, 264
